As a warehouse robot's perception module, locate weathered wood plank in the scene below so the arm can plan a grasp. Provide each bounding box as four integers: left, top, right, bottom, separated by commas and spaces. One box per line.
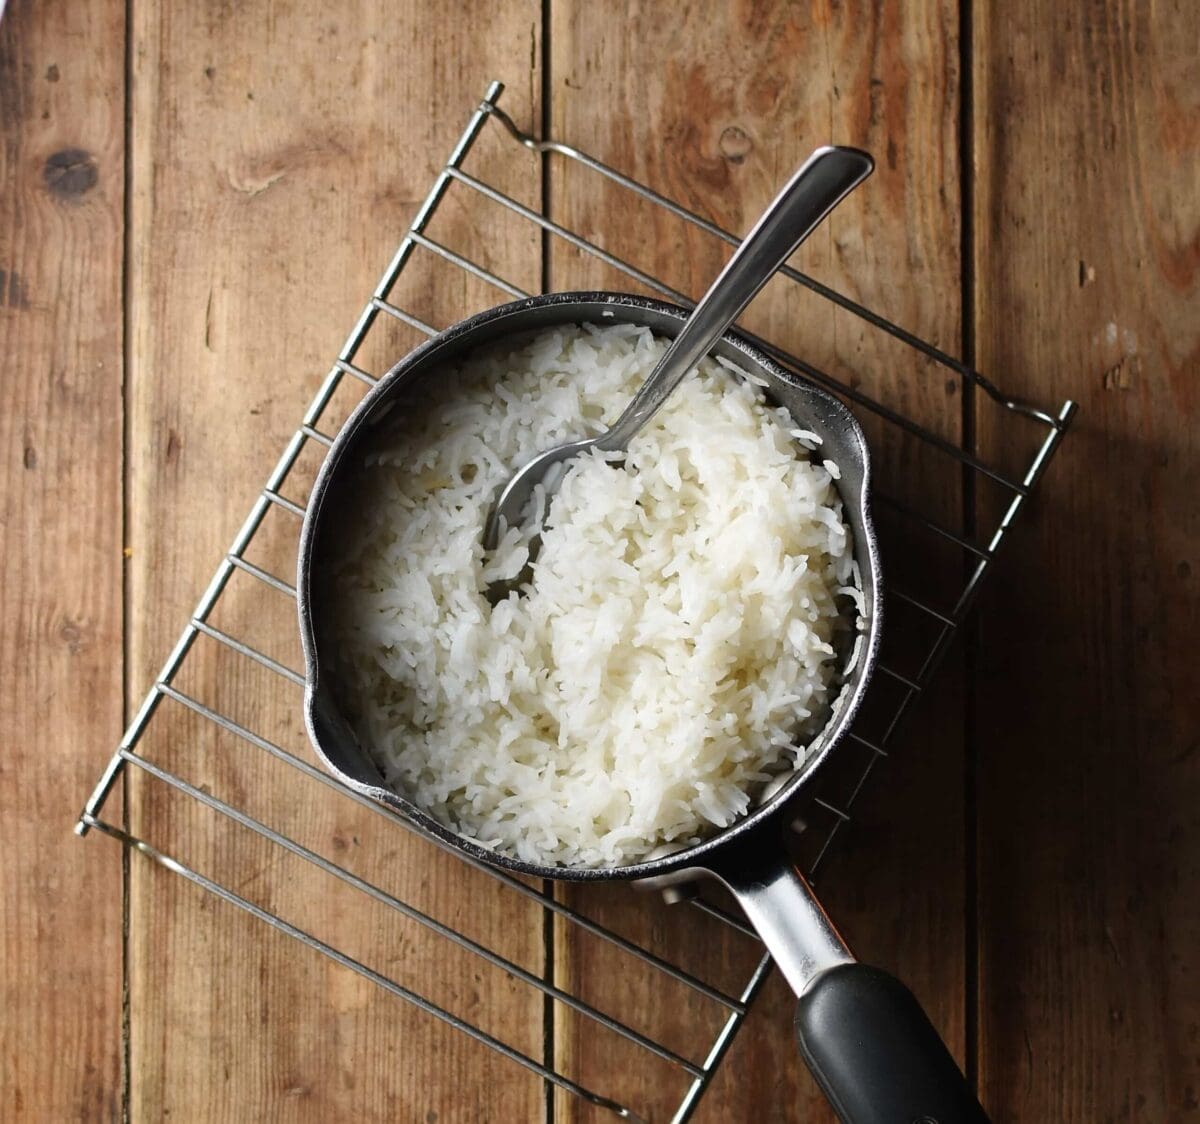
0, 1, 126, 1119
973, 3, 1199, 1120
549, 2, 966, 1118
125, 3, 546, 1118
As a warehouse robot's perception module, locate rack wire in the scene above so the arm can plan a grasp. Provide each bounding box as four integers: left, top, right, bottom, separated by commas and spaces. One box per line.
77, 80, 1075, 1122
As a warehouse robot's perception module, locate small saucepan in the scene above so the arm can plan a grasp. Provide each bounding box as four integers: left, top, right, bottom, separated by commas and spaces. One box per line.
298, 292, 988, 1124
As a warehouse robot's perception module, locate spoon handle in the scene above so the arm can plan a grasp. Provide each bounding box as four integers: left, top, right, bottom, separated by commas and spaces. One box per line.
597, 145, 874, 452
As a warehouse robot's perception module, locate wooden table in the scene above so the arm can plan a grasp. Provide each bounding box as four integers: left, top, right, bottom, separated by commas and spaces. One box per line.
3, 2, 1196, 1120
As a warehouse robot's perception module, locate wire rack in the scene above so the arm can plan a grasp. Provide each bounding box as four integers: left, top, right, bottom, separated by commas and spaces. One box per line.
77, 80, 1075, 1122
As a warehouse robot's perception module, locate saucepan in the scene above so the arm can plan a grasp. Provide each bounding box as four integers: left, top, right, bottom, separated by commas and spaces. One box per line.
297, 292, 988, 1123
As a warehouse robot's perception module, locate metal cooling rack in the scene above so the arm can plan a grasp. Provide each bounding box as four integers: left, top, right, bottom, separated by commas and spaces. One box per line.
77, 80, 1075, 1122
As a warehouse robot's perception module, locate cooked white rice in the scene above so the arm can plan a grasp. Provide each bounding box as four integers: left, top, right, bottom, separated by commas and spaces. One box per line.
332, 322, 856, 868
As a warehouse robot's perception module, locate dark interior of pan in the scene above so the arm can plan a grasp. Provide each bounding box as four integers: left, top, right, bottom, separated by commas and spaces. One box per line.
297, 292, 883, 882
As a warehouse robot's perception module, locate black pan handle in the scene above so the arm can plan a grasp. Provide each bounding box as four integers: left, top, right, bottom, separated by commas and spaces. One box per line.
796, 962, 988, 1124
705, 840, 988, 1124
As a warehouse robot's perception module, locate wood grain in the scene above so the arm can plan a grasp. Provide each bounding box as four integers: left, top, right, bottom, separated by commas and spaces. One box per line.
0, 1, 125, 1119
124, 3, 546, 1120
549, 2, 966, 1119
973, 2, 1199, 1120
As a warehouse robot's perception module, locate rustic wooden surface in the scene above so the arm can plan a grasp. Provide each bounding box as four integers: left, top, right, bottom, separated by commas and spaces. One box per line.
0, 2, 125, 1120
972, 3, 1200, 1121
122, 4, 545, 1121
3, 0, 1196, 1121
547, 4, 967, 1119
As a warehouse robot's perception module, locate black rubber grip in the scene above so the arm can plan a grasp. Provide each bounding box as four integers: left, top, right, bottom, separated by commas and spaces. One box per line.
795, 963, 989, 1124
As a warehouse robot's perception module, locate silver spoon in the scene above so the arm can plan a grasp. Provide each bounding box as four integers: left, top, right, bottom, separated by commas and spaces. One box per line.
483, 145, 874, 596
